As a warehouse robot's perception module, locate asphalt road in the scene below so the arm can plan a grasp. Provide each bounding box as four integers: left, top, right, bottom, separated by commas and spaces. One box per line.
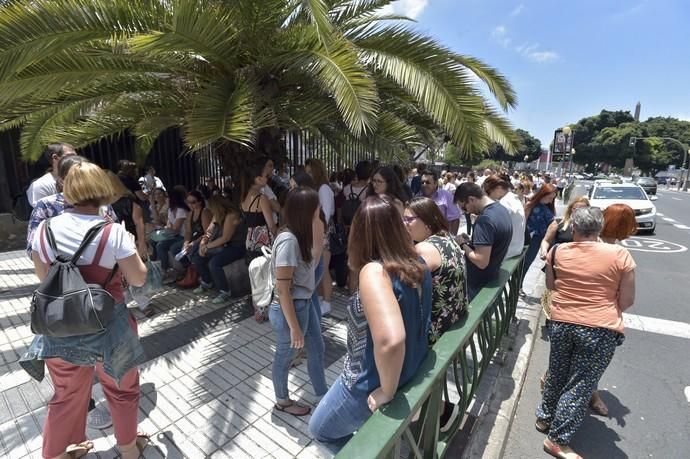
503, 185, 690, 458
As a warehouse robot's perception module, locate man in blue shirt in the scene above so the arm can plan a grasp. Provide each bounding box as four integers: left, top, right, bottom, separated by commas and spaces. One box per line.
454, 183, 513, 300
417, 169, 461, 234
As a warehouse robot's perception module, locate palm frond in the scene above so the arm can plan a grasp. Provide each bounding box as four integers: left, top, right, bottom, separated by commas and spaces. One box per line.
454, 55, 517, 111
482, 105, 519, 154
184, 77, 261, 150
302, 0, 335, 49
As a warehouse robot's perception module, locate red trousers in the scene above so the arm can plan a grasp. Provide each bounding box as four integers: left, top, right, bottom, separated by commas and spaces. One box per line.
42, 359, 139, 458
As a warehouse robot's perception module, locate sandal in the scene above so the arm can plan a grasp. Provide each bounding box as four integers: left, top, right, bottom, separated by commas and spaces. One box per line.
535, 419, 550, 433
589, 392, 609, 417
254, 308, 268, 323
543, 439, 582, 459
119, 432, 150, 459
65, 441, 94, 459
136, 432, 150, 453
274, 400, 311, 417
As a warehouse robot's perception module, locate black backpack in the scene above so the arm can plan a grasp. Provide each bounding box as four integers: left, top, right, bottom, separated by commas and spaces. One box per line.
31, 220, 118, 338
341, 186, 366, 226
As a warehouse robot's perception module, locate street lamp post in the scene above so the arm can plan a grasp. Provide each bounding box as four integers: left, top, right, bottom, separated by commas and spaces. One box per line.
682, 148, 689, 191
568, 148, 576, 180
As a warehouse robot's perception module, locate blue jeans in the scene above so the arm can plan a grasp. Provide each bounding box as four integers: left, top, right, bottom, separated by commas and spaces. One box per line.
269, 298, 328, 401
191, 245, 245, 292
521, 233, 544, 285
312, 256, 325, 317
156, 235, 183, 271
309, 376, 372, 453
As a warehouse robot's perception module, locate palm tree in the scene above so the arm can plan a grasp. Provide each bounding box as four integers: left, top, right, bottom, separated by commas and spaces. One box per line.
0, 0, 518, 167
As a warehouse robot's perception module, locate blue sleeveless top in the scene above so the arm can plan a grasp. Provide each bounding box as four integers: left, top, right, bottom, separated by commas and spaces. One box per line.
342, 266, 432, 396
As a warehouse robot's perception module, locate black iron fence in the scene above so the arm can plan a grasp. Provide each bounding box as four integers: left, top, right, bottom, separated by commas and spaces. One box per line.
0, 128, 396, 213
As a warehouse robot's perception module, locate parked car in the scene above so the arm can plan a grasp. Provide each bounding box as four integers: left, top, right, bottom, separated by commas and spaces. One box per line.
588, 183, 656, 233
634, 177, 657, 195
656, 176, 667, 185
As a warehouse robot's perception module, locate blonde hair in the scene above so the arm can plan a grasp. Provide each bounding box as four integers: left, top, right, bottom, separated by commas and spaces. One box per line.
105, 170, 133, 203
562, 196, 590, 229
63, 162, 116, 207
207, 195, 238, 222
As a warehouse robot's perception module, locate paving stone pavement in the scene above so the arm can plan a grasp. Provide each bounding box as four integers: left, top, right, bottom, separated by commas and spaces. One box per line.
0, 249, 349, 458
0, 245, 533, 459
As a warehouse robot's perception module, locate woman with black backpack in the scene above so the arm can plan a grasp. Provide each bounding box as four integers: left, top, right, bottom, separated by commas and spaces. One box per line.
23, 162, 149, 459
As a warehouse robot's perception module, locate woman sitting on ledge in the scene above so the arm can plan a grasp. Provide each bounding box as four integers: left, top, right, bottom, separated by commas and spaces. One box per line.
309, 196, 432, 452
191, 196, 246, 304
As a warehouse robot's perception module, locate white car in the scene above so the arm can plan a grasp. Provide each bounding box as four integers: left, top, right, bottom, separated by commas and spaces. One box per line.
587, 182, 656, 233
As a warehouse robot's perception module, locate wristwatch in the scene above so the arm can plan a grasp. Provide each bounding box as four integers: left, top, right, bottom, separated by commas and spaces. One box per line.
460, 241, 470, 250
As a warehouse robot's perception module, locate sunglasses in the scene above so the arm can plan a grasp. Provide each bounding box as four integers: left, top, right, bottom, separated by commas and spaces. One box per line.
402, 216, 419, 224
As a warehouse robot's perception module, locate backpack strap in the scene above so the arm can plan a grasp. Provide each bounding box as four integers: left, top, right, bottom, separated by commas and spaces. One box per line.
551, 243, 560, 280
356, 186, 366, 199
92, 223, 113, 266
71, 221, 108, 264
43, 219, 60, 258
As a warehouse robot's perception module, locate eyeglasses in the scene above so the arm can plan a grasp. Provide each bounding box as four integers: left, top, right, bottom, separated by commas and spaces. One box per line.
402, 216, 419, 224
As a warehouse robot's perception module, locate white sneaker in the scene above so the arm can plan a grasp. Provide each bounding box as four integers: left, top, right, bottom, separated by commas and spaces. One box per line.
320, 301, 332, 316
87, 403, 112, 429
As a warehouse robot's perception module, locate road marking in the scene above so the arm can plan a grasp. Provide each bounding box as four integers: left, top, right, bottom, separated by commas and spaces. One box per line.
673, 197, 682, 201
674, 224, 690, 230
663, 217, 677, 222
685, 387, 690, 403
624, 313, 690, 340
657, 212, 665, 217
620, 237, 688, 253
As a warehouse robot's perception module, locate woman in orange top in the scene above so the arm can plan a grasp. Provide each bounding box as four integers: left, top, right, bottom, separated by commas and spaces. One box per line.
537, 207, 636, 459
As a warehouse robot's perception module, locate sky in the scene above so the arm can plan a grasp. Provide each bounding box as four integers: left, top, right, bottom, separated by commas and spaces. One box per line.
383, 0, 690, 148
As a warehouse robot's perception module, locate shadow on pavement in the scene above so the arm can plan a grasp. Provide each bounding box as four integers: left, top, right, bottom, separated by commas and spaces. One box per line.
573, 414, 629, 459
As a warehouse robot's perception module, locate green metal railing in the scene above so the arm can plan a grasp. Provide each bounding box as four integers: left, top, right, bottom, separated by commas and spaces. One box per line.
336, 252, 525, 459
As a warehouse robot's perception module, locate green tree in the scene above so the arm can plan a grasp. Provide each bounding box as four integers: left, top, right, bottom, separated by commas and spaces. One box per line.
0, 0, 518, 169
515, 128, 542, 161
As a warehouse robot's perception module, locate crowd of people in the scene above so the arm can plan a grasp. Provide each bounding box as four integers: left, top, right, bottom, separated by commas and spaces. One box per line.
19, 144, 636, 459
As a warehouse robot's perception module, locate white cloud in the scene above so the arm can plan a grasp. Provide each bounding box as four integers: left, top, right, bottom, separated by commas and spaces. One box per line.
526, 50, 559, 62
381, 0, 429, 20
493, 28, 559, 63
510, 3, 525, 17
491, 25, 512, 48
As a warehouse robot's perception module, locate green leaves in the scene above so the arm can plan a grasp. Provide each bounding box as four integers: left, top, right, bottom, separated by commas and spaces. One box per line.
0, 0, 517, 164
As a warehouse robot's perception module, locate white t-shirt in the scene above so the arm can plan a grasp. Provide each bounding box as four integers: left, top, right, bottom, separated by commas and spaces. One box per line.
318, 184, 335, 223
342, 184, 367, 201
499, 192, 526, 259
32, 213, 136, 268
443, 182, 456, 194
27, 172, 57, 207
261, 184, 277, 201
168, 208, 189, 236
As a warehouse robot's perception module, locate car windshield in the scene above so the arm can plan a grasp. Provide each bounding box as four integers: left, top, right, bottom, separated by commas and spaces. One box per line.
593, 186, 647, 200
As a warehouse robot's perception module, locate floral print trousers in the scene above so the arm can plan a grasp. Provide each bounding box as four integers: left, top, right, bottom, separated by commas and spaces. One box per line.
536, 321, 619, 445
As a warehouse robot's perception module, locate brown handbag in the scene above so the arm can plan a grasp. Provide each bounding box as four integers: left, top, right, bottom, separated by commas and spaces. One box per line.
176, 265, 199, 289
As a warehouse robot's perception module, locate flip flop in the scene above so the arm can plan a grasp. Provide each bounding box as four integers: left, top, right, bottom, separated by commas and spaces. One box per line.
274, 400, 311, 417
543, 439, 583, 459
65, 441, 94, 459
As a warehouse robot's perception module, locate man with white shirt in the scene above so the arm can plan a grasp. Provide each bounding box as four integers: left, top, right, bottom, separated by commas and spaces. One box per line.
26, 144, 76, 207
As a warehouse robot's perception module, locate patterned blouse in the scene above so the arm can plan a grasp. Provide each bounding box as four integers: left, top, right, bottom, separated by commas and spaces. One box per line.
425, 234, 467, 345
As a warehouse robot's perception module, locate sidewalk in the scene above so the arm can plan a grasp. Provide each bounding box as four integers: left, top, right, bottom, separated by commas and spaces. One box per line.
0, 249, 348, 458
1, 241, 548, 459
